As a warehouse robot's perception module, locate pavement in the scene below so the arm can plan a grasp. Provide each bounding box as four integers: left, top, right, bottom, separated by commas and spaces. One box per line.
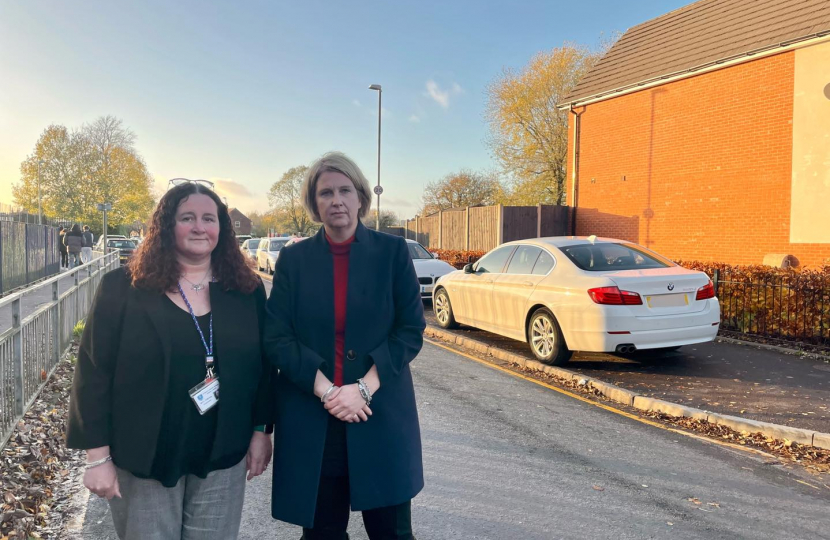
78, 341, 830, 539
0, 267, 78, 333
422, 307, 830, 434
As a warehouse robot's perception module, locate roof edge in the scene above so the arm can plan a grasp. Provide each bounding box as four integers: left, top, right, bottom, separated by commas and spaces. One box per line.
557, 31, 830, 110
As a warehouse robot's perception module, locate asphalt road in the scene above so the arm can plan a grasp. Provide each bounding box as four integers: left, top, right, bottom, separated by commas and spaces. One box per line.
422, 304, 830, 434
80, 341, 829, 539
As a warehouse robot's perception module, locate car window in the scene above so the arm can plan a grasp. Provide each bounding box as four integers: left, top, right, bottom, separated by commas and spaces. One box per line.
475, 246, 515, 274
506, 246, 542, 274
532, 250, 555, 275
407, 243, 432, 260
108, 240, 134, 249
559, 243, 673, 271
270, 240, 287, 251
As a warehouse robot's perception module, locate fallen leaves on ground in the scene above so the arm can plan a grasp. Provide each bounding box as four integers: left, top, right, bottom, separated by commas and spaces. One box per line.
1, 348, 84, 539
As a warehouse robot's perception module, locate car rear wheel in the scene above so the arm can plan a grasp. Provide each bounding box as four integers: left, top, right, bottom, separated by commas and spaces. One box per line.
434, 288, 458, 329
528, 308, 572, 366
257, 259, 263, 272
267, 261, 273, 275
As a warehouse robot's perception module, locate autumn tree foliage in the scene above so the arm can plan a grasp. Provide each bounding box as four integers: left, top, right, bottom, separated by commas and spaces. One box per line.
486, 44, 606, 205
13, 116, 156, 228
267, 165, 319, 235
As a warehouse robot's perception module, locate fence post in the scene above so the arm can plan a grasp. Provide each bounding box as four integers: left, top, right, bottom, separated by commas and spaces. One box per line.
497, 204, 504, 245
415, 217, 420, 245
438, 211, 443, 250
24, 223, 30, 287
537, 204, 542, 238
52, 280, 59, 366
12, 298, 24, 416
74, 269, 80, 331
713, 268, 720, 297
0, 222, 4, 294
465, 206, 470, 251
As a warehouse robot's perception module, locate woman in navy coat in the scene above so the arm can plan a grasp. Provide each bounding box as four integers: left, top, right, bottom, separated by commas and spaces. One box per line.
264, 152, 425, 539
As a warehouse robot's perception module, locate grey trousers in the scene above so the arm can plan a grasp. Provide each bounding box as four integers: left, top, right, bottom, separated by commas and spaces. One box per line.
108, 458, 247, 540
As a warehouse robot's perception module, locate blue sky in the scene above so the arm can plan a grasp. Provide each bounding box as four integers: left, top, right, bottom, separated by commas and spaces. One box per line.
0, 0, 689, 219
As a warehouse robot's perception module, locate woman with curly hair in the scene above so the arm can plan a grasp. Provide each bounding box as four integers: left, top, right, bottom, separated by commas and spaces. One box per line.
67, 182, 274, 540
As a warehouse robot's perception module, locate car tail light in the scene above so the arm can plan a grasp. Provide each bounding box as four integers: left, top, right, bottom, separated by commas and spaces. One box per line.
696, 281, 715, 301
588, 286, 643, 305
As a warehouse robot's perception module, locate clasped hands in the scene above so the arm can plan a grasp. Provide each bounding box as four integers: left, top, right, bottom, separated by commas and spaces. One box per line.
323, 384, 372, 423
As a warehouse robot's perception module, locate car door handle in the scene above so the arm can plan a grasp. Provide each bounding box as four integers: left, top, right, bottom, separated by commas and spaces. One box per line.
521, 281, 534, 287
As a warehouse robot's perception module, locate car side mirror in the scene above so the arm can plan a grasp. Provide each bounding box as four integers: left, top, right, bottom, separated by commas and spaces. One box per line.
463, 263, 474, 274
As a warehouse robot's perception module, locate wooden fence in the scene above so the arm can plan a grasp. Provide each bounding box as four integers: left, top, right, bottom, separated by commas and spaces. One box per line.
0, 222, 60, 295
403, 204, 571, 251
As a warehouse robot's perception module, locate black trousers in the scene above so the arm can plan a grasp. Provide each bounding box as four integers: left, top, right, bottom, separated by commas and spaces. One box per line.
301, 475, 413, 540
302, 418, 414, 540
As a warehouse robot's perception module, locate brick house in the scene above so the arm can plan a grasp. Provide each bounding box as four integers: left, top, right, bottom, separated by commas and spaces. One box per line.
560, 0, 830, 267
228, 208, 252, 236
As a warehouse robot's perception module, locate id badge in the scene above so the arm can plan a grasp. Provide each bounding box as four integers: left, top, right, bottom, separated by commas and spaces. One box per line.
189, 377, 220, 415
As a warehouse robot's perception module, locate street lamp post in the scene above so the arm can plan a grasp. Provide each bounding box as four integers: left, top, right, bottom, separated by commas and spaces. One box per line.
37, 160, 44, 225
369, 84, 382, 231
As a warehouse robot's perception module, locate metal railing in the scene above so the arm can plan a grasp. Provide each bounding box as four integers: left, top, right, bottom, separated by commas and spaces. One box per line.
713, 268, 830, 352
0, 250, 120, 449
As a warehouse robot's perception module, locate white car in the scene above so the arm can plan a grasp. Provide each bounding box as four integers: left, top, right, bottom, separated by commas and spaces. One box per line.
240, 238, 260, 261
432, 236, 720, 365
405, 239, 456, 299
257, 237, 290, 274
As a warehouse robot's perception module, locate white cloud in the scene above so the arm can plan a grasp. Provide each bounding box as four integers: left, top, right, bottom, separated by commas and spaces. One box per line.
409, 115, 421, 123
424, 80, 463, 109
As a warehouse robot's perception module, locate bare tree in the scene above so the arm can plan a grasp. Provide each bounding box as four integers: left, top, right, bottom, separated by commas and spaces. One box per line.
420, 169, 501, 216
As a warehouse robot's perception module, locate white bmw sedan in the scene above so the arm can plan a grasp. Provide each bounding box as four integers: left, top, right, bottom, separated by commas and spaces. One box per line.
406, 239, 456, 299
432, 237, 720, 365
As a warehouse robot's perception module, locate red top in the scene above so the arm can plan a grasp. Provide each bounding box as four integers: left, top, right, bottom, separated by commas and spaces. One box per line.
327, 233, 355, 387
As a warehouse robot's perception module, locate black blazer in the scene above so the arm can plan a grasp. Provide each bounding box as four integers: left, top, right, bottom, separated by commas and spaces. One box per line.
264, 222, 426, 528
66, 267, 272, 475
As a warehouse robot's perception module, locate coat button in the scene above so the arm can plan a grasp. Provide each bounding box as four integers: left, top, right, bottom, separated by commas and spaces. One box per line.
346, 350, 356, 361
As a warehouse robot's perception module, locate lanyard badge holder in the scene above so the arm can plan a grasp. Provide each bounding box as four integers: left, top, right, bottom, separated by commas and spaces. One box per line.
178, 282, 220, 415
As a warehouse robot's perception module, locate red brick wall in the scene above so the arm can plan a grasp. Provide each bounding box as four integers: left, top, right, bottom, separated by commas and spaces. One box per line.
566, 51, 830, 268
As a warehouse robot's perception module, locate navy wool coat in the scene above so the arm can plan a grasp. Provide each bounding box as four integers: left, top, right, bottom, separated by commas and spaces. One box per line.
264, 223, 426, 528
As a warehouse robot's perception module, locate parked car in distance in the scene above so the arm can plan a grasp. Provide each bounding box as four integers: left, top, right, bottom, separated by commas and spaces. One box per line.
284, 236, 308, 248
93, 235, 127, 251
405, 239, 456, 299
257, 237, 290, 274
240, 238, 260, 261
432, 236, 720, 366
104, 239, 138, 266
236, 234, 253, 246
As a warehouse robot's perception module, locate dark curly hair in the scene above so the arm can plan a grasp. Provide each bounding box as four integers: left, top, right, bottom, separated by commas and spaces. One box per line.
128, 183, 260, 294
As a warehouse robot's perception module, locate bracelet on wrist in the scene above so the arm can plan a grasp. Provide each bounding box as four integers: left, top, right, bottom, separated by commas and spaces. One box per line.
357, 378, 372, 405
253, 425, 265, 432
320, 384, 338, 403
85, 455, 112, 469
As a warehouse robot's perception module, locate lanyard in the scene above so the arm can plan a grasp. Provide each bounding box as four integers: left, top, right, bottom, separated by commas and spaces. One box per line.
176, 282, 215, 379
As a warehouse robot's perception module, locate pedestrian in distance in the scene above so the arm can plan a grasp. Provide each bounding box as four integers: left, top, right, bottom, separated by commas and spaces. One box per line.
64, 223, 84, 269
81, 225, 94, 264
264, 152, 426, 539
66, 182, 274, 540
58, 226, 68, 268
